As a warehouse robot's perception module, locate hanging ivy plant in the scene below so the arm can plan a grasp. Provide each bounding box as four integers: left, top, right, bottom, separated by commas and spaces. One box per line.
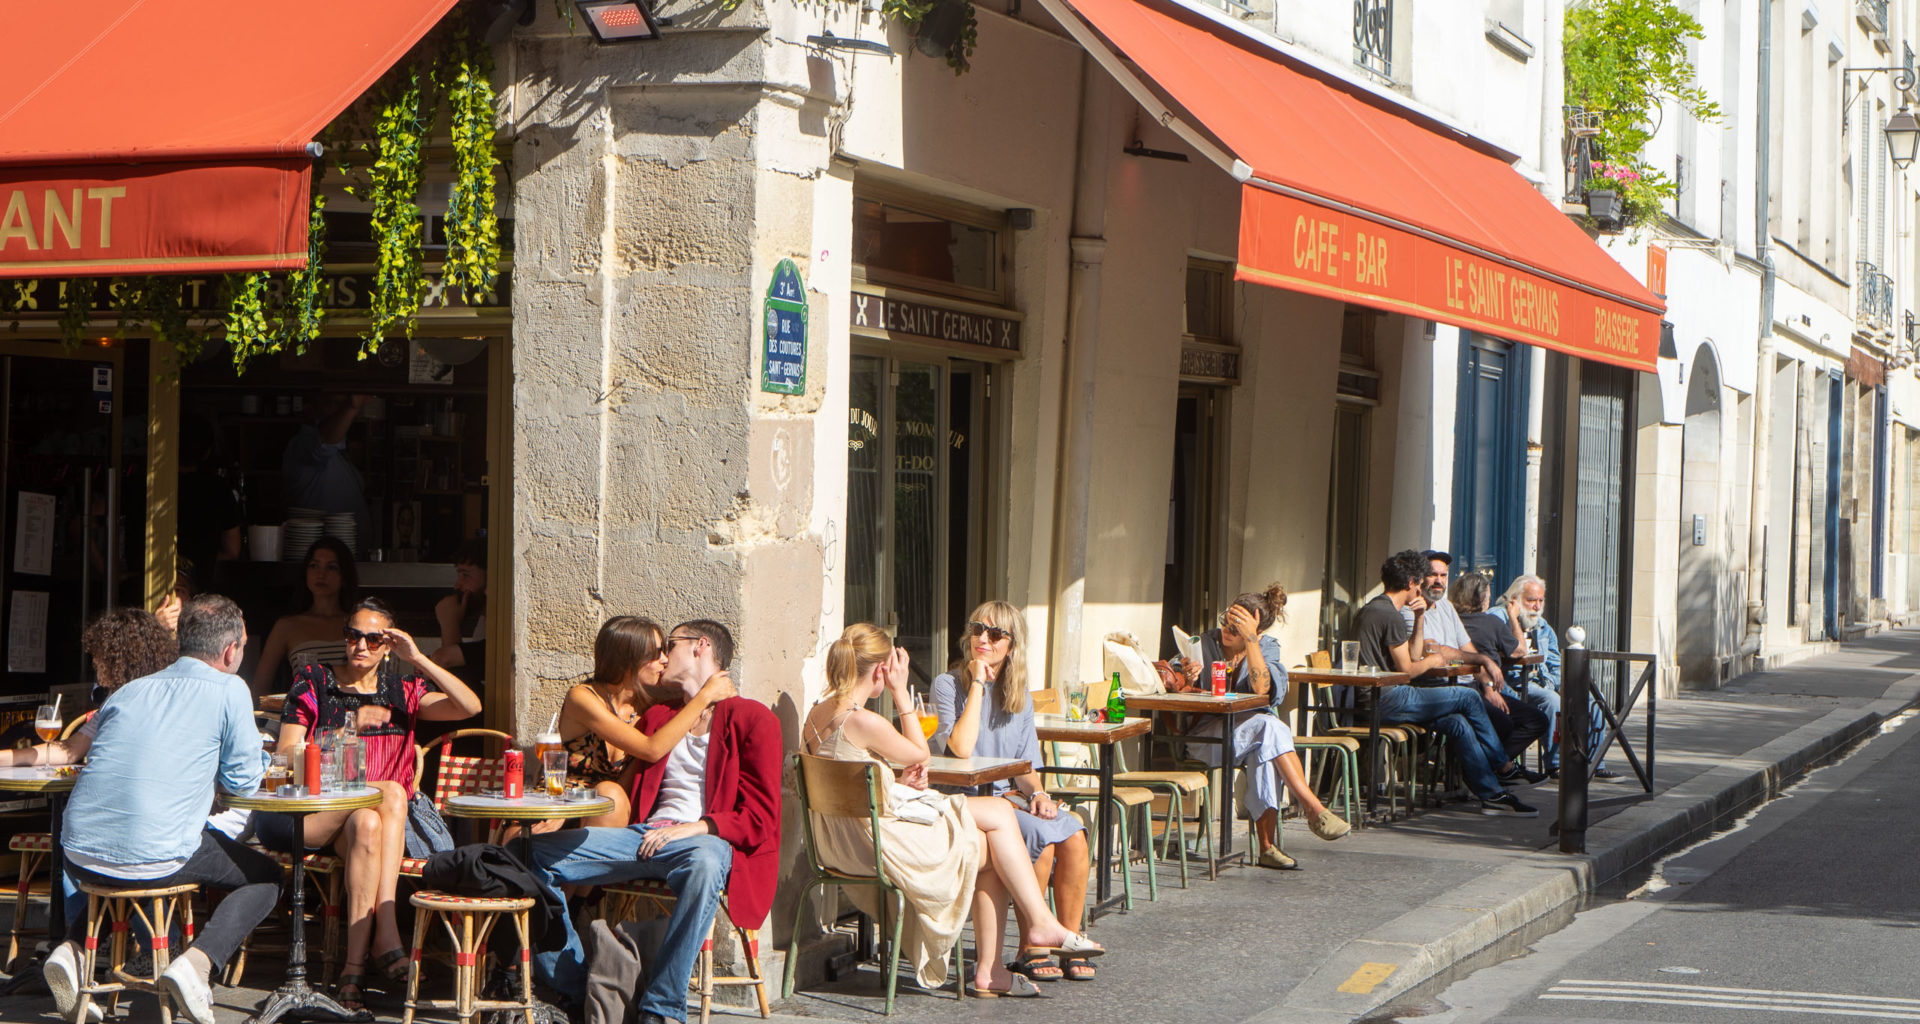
58, 278, 96, 345
444, 28, 501, 305
354, 65, 430, 359
881, 0, 978, 74
282, 193, 330, 352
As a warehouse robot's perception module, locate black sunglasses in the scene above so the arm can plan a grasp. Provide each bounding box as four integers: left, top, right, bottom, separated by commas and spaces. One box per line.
343, 626, 391, 649
965, 621, 1011, 643
665, 634, 705, 653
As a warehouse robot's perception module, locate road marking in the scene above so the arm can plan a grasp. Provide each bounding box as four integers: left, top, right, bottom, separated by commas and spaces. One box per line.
1336, 962, 1397, 994
1543, 979, 1920, 1020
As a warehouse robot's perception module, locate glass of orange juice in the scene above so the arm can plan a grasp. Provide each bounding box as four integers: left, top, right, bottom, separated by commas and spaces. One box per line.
915, 694, 940, 740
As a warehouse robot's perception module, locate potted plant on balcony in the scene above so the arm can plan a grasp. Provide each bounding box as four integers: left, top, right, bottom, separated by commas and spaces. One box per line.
1565, 0, 1721, 236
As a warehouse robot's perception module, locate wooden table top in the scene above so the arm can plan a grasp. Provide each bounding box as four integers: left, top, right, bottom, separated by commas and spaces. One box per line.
1290, 667, 1411, 688
1122, 691, 1267, 714
1033, 715, 1151, 744
444, 793, 615, 821
223, 785, 383, 814
1512, 653, 1545, 665
922, 756, 1030, 788
0, 765, 78, 793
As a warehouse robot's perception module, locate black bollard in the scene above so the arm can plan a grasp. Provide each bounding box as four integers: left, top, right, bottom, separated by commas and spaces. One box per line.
1558, 644, 1591, 853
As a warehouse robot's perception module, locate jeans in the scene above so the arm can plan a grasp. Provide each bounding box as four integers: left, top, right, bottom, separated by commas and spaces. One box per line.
1191, 713, 1296, 819
529, 825, 732, 1021
1513, 680, 1562, 769
1376, 685, 1508, 800
65, 831, 282, 970
1485, 687, 1550, 762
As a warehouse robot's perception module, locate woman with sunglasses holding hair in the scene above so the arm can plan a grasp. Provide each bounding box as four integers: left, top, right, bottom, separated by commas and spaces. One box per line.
265, 596, 483, 1010
931, 601, 1096, 984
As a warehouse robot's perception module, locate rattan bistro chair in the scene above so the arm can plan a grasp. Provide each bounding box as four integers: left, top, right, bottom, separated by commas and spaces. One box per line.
783, 753, 965, 1014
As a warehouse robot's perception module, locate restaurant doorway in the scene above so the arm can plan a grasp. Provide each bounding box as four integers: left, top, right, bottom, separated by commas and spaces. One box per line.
1159, 386, 1226, 657
1452, 336, 1530, 587
1320, 400, 1370, 651
0, 340, 147, 713
844, 351, 992, 686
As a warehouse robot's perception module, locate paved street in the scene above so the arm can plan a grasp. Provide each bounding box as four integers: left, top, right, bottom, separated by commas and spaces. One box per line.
1375, 704, 1920, 1024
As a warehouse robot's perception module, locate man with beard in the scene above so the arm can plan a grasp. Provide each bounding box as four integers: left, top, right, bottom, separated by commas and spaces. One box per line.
1402, 552, 1547, 785
1491, 575, 1617, 779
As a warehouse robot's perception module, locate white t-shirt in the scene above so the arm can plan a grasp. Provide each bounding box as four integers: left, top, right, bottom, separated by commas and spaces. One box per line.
649, 732, 710, 825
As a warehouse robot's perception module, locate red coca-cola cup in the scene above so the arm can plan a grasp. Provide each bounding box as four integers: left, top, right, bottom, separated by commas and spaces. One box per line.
503, 749, 525, 799
1210, 661, 1229, 697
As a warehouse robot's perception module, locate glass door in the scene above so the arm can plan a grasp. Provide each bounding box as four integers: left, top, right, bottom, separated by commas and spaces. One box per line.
1, 346, 127, 696
845, 353, 988, 686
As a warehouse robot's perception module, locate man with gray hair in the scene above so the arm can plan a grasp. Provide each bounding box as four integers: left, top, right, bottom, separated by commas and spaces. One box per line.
1489, 575, 1614, 778
45, 595, 281, 1024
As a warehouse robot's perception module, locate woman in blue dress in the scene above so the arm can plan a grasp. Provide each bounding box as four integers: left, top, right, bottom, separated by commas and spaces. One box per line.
932, 601, 1096, 983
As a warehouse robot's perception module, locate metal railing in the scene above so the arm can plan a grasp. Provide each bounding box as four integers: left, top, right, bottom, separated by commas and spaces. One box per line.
1858, 260, 1894, 331
1556, 640, 1657, 854
1353, 0, 1393, 80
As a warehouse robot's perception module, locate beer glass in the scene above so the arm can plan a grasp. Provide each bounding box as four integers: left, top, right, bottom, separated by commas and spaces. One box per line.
33, 705, 58, 775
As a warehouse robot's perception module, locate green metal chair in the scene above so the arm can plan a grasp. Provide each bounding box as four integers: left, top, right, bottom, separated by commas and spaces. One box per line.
1040, 739, 1161, 907
783, 753, 965, 1014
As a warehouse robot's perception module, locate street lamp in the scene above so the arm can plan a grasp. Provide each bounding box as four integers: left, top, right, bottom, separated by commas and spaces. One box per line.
1886, 106, 1920, 169
1844, 66, 1920, 170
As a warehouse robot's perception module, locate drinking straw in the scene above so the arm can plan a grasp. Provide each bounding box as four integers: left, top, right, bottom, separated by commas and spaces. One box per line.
50, 693, 60, 717
547, 711, 559, 734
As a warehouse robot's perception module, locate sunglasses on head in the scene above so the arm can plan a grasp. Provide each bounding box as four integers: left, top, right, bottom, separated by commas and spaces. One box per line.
965, 621, 1011, 643
343, 626, 391, 649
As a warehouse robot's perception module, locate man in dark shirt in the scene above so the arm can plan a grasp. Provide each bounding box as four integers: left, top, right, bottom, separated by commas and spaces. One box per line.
176, 417, 241, 592
1351, 550, 1537, 816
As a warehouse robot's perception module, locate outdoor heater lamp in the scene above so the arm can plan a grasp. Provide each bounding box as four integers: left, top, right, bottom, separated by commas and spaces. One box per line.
1886, 107, 1920, 170
576, 0, 663, 41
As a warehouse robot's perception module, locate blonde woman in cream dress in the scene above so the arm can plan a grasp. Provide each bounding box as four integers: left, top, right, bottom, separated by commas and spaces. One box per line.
801, 623, 1104, 997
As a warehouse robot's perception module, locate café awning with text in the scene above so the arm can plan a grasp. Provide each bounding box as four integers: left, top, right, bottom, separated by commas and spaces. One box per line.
1043, 0, 1666, 372
0, 0, 458, 278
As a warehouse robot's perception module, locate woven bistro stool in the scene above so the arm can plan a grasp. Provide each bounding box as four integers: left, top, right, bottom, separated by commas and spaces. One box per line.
72, 881, 200, 1024
402, 890, 537, 1024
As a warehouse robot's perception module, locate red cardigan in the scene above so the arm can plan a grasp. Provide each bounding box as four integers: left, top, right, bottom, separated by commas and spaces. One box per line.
628, 696, 784, 927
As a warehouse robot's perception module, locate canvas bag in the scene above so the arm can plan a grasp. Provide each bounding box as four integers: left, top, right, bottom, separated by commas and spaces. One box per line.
1101, 630, 1166, 697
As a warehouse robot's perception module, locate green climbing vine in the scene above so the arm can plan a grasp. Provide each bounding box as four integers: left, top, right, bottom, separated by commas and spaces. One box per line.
444, 27, 502, 306
358, 65, 429, 359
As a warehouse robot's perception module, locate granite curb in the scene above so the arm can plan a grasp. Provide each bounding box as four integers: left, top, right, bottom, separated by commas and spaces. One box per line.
1250, 674, 1920, 1024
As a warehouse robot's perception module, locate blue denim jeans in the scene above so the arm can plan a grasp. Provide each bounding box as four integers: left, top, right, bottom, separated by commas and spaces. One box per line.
1512, 680, 1563, 770
1376, 685, 1508, 799
529, 825, 732, 1021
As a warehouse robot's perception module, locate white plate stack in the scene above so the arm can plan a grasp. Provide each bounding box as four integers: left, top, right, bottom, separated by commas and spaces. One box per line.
324, 513, 358, 556
283, 514, 324, 561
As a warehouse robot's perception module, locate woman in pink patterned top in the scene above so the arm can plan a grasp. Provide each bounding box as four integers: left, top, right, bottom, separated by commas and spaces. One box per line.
270, 596, 482, 1009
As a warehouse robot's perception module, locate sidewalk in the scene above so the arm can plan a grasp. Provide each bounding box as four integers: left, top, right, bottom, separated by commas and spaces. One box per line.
4, 630, 1916, 1024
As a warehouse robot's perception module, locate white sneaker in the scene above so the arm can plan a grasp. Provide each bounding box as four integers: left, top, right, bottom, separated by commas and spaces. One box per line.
160, 954, 216, 1024
43, 940, 80, 1019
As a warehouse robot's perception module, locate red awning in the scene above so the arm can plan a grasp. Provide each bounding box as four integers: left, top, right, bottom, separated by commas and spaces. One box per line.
0, 0, 459, 278
1049, 0, 1665, 371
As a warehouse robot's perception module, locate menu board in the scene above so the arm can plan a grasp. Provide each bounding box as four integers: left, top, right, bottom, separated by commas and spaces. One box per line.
12, 492, 54, 575
7, 590, 49, 673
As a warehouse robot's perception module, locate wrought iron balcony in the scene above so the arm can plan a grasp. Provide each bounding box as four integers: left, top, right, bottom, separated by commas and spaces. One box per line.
1353, 0, 1393, 80
1858, 0, 1889, 36
1858, 260, 1894, 332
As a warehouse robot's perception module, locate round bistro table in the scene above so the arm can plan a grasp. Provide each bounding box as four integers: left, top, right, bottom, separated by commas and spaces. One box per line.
223, 786, 384, 1024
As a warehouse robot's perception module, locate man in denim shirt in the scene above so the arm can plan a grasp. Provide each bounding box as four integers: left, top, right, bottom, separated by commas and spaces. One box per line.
45, 595, 281, 1024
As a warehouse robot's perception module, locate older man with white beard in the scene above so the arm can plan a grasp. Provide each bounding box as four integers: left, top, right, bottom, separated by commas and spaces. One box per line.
1489, 575, 1617, 779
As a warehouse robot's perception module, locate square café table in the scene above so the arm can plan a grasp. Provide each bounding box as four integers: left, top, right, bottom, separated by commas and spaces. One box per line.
1123, 691, 1267, 866
1032, 714, 1149, 918
919, 755, 1029, 790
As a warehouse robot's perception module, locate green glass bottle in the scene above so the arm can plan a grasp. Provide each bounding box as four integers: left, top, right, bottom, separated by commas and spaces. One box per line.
1106, 671, 1126, 722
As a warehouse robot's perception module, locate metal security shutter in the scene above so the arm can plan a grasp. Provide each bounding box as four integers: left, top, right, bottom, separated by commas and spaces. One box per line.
1572, 363, 1632, 696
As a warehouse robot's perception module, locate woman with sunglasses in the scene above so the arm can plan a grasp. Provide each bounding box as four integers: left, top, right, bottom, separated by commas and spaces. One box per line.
554, 615, 737, 827
252, 537, 358, 698
1173, 584, 1350, 870
931, 602, 1095, 983
804, 622, 1104, 998
265, 596, 483, 1010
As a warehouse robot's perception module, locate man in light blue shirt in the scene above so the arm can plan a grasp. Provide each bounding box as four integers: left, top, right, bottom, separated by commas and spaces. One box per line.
45, 595, 280, 1024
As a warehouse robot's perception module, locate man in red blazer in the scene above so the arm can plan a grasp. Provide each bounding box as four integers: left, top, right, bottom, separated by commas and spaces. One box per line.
528, 619, 781, 1024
